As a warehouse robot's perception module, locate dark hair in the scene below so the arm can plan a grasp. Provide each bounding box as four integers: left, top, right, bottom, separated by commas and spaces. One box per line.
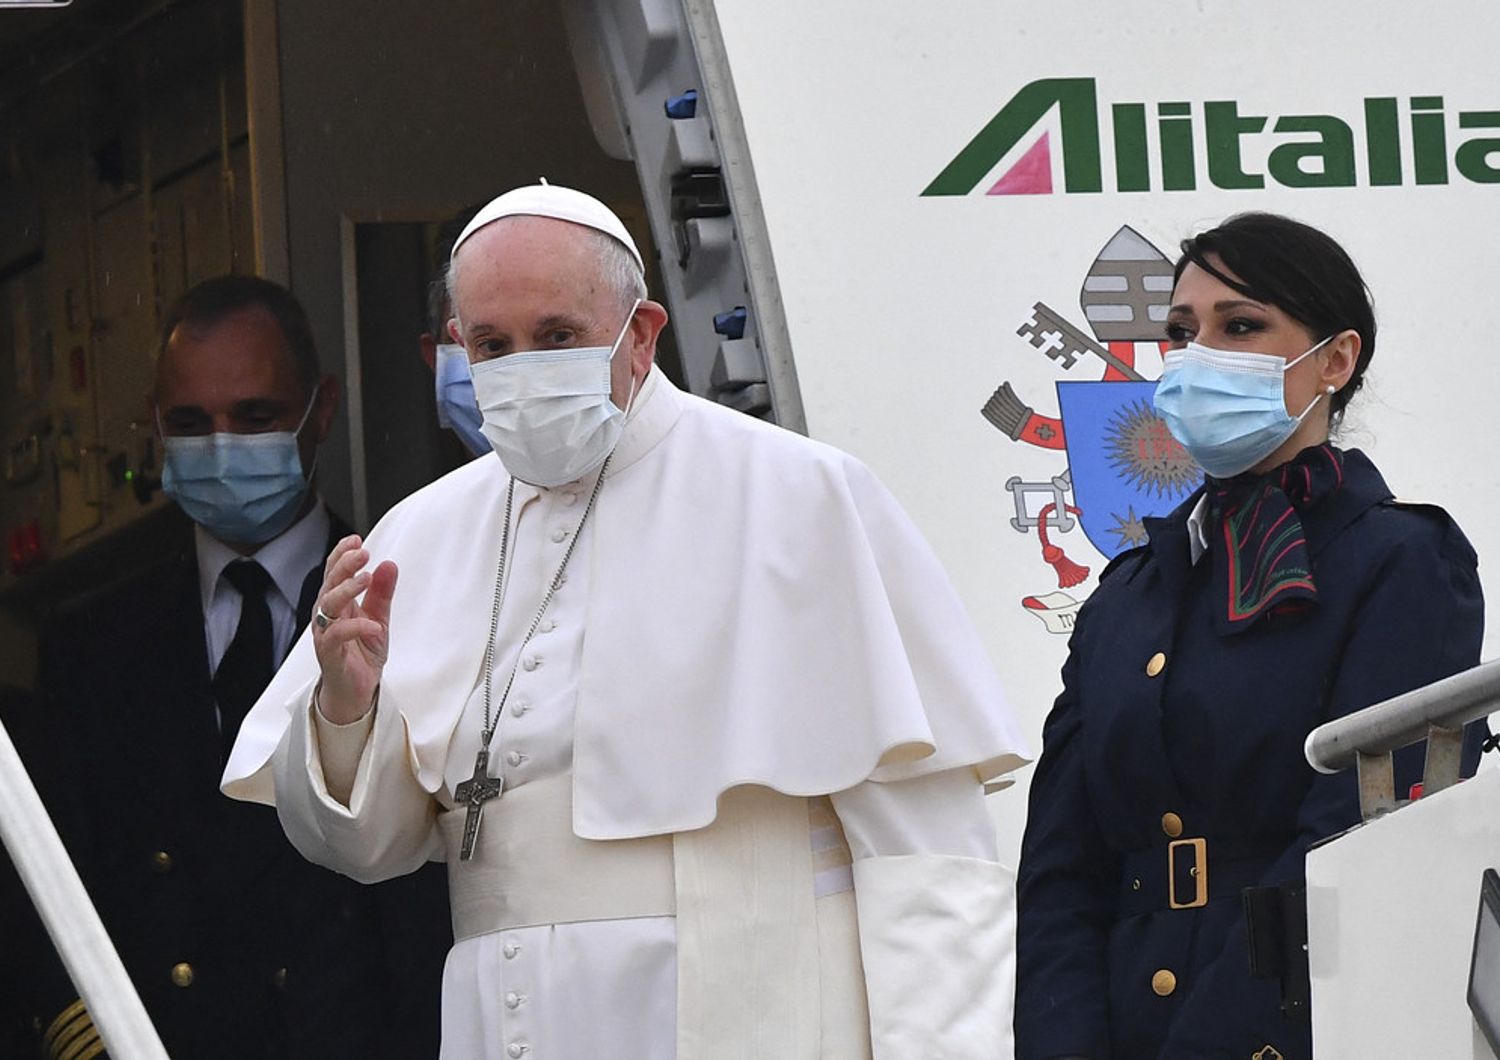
426, 275, 450, 340
158, 275, 320, 395
427, 205, 483, 336
1175, 212, 1376, 420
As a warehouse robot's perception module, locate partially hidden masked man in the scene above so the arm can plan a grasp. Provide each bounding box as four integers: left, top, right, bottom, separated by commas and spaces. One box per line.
420, 205, 490, 460
29, 276, 449, 1059
223, 185, 1030, 1059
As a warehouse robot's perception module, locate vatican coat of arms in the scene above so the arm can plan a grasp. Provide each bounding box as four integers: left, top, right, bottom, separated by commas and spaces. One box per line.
982, 226, 1199, 633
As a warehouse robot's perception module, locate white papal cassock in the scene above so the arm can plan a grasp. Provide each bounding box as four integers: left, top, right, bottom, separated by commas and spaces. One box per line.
223, 367, 1030, 1059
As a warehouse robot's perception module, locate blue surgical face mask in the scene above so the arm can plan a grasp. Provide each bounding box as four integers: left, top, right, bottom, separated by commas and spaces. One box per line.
433, 343, 490, 457
160, 390, 319, 545
1153, 336, 1335, 479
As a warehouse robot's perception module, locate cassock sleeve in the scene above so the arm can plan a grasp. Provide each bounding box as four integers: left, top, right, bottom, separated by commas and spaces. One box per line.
830, 766, 1015, 1058
312, 700, 374, 805
272, 681, 443, 884
1162, 508, 1485, 1055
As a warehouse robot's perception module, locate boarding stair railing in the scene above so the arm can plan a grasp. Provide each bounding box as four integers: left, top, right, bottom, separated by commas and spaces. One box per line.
1305, 657, 1500, 822
0, 717, 169, 1058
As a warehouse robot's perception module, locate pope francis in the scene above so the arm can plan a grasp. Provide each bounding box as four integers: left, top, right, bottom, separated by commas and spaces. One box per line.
223, 184, 1029, 1059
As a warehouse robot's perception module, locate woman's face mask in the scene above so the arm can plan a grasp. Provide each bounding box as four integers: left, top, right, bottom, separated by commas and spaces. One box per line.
1153, 336, 1334, 479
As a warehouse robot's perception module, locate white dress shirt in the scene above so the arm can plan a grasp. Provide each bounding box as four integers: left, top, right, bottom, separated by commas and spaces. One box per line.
1186, 493, 1210, 566
196, 501, 331, 676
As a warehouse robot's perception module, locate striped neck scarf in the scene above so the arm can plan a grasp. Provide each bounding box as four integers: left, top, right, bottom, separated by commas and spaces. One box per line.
1207, 444, 1345, 634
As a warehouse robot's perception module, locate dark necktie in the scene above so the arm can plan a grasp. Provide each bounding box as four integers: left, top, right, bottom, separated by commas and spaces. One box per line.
213, 560, 275, 762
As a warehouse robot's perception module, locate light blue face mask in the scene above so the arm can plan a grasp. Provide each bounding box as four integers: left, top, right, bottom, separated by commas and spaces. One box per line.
160, 390, 318, 545
1153, 336, 1335, 479
433, 343, 490, 457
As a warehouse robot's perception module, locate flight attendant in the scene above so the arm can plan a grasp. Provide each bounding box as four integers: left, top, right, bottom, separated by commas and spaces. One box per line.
1014, 212, 1487, 1059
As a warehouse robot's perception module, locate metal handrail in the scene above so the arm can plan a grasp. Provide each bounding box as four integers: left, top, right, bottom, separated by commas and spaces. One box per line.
0, 717, 169, 1059
1304, 658, 1500, 821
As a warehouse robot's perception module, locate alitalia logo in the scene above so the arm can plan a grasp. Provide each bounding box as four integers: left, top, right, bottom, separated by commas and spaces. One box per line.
924, 77, 1500, 195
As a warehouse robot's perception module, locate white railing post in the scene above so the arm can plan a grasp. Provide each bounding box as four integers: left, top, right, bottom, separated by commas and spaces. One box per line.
0, 718, 169, 1059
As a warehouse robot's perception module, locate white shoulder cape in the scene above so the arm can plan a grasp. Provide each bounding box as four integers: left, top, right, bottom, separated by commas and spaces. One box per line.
223, 369, 1028, 839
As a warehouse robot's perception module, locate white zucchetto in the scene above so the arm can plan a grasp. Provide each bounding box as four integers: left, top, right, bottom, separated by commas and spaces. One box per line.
451, 182, 644, 273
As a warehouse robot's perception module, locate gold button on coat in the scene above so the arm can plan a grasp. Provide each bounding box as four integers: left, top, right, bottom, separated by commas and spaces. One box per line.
151, 850, 173, 873
170, 963, 194, 988
1146, 652, 1167, 677
1151, 969, 1177, 996
1161, 812, 1184, 838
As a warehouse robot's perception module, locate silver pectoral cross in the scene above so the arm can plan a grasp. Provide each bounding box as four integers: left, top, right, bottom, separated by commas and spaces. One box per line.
455, 748, 503, 861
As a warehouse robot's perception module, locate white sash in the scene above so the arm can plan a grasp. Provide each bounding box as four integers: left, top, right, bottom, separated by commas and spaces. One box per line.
674, 785, 873, 1059
441, 775, 873, 1058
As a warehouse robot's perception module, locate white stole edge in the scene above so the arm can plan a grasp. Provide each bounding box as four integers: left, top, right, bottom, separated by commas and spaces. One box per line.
673, 786, 872, 1059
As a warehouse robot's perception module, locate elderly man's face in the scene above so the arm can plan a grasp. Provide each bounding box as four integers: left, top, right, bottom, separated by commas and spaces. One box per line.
447, 216, 666, 410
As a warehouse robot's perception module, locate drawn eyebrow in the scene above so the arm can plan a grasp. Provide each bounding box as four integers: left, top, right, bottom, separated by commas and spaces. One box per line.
1167, 298, 1266, 315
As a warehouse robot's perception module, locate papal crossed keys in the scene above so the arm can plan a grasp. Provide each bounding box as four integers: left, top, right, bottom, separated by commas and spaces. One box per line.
1017, 302, 1144, 381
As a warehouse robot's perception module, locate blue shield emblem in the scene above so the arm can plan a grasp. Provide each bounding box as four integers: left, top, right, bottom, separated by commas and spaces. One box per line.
1056, 380, 1201, 559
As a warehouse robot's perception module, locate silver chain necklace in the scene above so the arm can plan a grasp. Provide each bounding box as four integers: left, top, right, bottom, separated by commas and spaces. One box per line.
454, 455, 611, 860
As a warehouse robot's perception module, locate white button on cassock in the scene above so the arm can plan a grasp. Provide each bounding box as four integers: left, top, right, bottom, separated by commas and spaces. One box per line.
551, 528, 568, 543
503, 941, 520, 959
511, 701, 529, 718
506, 750, 524, 766
522, 656, 539, 671
507, 1043, 526, 1058
505, 991, 521, 1010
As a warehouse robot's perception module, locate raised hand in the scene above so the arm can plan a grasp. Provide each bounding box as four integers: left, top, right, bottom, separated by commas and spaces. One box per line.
311, 534, 399, 724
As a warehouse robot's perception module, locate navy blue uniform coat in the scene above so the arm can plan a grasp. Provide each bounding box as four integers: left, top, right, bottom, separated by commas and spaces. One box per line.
1015, 449, 1485, 1059
23, 511, 452, 1059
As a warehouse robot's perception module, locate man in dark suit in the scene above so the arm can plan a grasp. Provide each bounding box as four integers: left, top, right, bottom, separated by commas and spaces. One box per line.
26, 276, 450, 1059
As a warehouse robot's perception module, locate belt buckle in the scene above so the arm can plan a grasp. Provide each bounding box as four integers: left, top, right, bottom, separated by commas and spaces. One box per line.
1167, 837, 1208, 909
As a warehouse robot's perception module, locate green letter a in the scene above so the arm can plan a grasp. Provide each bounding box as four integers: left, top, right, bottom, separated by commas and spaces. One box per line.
923, 78, 1101, 196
